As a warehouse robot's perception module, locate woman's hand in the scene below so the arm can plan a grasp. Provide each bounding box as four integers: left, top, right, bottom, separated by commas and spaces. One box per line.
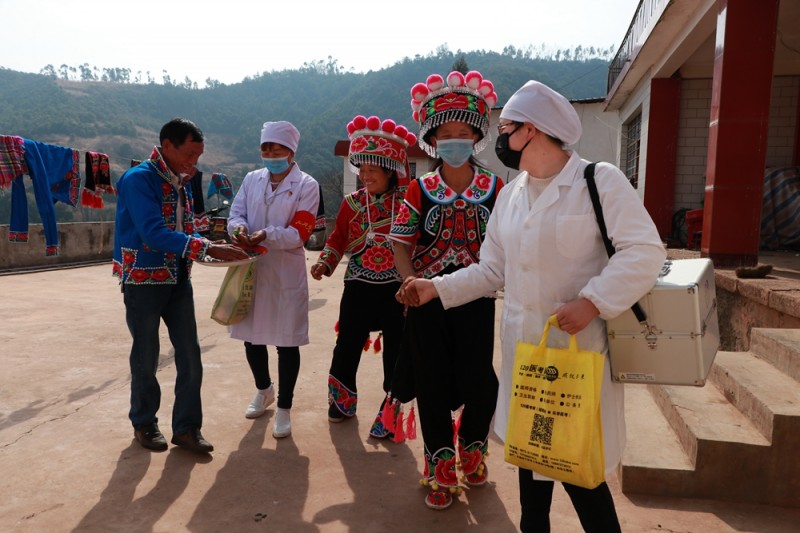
404, 278, 438, 306
310, 263, 328, 280
395, 276, 419, 306
230, 225, 249, 245
553, 298, 600, 335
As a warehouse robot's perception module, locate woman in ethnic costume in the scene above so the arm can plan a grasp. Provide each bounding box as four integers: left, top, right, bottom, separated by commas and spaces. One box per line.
388, 71, 503, 510
311, 115, 416, 439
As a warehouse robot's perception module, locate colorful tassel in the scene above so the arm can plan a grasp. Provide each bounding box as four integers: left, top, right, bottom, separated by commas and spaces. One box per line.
393, 410, 405, 443
380, 396, 396, 430
373, 332, 382, 354
405, 404, 417, 440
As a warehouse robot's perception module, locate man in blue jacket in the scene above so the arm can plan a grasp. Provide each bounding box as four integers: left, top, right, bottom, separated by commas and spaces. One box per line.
113, 117, 247, 453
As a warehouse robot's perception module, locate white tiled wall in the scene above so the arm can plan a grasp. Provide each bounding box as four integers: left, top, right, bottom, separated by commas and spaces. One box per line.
673, 76, 799, 210
766, 76, 799, 168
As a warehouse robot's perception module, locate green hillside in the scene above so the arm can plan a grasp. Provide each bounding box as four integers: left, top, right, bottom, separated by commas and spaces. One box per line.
0, 47, 613, 223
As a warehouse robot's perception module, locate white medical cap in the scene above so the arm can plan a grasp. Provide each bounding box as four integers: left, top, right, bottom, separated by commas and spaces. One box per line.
500, 81, 582, 145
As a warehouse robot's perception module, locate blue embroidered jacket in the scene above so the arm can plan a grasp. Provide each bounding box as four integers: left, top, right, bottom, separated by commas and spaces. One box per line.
112, 150, 209, 285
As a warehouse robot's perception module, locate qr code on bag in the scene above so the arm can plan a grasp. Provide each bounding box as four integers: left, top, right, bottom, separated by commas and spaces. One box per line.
530, 413, 554, 445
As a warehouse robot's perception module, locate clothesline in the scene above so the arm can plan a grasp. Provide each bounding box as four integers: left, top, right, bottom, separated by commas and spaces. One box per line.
0, 133, 236, 257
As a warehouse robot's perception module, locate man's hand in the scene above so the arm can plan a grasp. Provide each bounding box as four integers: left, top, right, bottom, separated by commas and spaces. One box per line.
207, 243, 249, 261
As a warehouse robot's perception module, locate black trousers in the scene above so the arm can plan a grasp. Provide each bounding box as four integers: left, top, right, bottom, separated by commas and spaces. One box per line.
405, 297, 498, 453
518, 469, 621, 533
244, 343, 300, 409
329, 280, 403, 394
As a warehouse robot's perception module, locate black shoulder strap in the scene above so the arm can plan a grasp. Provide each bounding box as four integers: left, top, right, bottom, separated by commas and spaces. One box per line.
584, 163, 648, 324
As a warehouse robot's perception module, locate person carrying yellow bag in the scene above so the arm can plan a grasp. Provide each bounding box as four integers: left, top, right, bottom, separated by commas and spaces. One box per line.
398, 80, 665, 532
505, 315, 606, 490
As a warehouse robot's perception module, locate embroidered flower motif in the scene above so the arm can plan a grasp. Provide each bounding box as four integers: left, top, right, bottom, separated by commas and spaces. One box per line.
151, 268, 170, 282
434, 456, 458, 485
458, 447, 483, 475
394, 204, 411, 225
433, 93, 469, 113
350, 136, 369, 153
130, 269, 149, 283
361, 245, 394, 272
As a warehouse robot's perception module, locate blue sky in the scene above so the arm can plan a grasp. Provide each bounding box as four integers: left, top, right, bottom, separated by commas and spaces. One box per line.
0, 0, 641, 85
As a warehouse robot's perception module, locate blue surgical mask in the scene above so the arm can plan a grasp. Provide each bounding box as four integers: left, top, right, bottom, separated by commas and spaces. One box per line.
435, 138, 474, 168
262, 157, 290, 174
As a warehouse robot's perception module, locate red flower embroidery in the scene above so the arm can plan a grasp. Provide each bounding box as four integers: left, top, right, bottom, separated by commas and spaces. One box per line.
361, 245, 394, 272
151, 269, 170, 282
475, 174, 491, 190
394, 205, 411, 225
123, 251, 136, 265
130, 269, 149, 283
434, 93, 469, 113
434, 456, 458, 485
162, 203, 174, 217
459, 448, 482, 475
350, 137, 369, 153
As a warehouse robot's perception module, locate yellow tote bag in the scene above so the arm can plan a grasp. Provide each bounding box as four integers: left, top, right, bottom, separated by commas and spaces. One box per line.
210, 263, 255, 326
504, 315, 606, 489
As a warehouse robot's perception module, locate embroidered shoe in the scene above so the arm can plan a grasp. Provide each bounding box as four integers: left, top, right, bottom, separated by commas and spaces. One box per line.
273, 408, 292, 438
368, 411, 392, 439
245, 384, 275, 419
464, 463, 488, 486
328, 402, 347, 423
424, 489, 454, 510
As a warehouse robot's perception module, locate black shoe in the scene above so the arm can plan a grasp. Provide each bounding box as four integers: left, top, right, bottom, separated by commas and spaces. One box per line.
171, 428, 214, 453
134, 423, 168, 451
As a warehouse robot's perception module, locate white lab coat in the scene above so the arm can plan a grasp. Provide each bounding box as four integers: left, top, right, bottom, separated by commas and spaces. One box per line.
434, 152, 666, 479
227, 164, 320, 347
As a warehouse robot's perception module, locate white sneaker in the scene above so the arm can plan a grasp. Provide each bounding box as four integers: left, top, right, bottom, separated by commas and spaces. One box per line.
273, 408, 291, 438
245, 385, 275, 419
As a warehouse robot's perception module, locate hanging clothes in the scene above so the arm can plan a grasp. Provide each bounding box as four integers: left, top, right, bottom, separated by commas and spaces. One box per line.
0, 135, 26, 189
81, 151, 115, 209
207, 172, 233, 201
9, 140, 78, 255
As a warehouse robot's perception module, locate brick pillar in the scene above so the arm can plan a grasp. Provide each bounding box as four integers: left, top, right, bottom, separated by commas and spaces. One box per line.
702, 0, 779, 266
644, 78, 681, 239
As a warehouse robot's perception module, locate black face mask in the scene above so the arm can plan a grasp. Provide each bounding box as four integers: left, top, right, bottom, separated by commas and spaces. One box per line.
495, 126, 530, 170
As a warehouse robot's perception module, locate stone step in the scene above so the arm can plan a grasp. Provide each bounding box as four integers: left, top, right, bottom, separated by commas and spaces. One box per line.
651, 381, 770, 462
749, 328, 800, 383
621, 385, 695, 497
710, 351, 800, 441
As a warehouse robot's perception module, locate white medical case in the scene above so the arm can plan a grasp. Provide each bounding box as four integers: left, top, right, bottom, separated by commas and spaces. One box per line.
606, 258, 719, 386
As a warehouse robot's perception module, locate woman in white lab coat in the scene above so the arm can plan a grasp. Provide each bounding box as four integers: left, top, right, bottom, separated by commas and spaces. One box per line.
228, 121, 320, 439
402, 81, 666, 532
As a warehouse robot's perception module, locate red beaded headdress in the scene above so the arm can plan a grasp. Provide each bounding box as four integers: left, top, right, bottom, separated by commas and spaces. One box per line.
346, 115, 417, 185
410, 70, 498, 157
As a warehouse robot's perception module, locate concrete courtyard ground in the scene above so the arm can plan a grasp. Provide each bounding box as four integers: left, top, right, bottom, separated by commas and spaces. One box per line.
1, 251, 799, 532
